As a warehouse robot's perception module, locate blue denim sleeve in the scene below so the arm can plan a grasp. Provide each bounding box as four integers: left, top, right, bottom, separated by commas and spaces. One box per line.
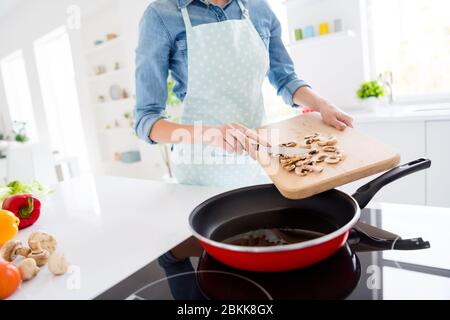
267, 10, 310, 107
134, 6, 171, 144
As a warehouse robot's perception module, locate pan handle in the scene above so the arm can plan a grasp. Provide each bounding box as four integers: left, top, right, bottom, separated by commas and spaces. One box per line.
352, 158, 431, 209
348, 228, 431, 251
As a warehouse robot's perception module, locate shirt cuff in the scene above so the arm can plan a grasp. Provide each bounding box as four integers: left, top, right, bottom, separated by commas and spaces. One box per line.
135, 114, 167, 145
281, 79, 311, 107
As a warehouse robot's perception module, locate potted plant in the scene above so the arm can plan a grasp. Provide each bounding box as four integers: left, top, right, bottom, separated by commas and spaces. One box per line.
164, 74, 182, 123
12, 122, 29, 143
160, 74, 181, 182
0, 133, 9, 158
357, 81, 385, 111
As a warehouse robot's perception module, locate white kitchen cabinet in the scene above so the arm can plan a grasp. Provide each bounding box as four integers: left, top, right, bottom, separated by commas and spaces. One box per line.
426, 121, 450, 207
339, 121, 427, 205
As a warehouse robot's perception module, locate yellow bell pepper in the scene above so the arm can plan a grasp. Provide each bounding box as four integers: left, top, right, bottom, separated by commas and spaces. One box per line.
0, 210, 20, 246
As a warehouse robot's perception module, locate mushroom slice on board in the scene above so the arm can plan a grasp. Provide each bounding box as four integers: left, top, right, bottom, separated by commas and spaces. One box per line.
318, 136, 338, 146
295, 167, 310, 177
323, 146, 337, 153
314, 154, 328, 163
280, 142, 297, 148
325, 155, 341, 164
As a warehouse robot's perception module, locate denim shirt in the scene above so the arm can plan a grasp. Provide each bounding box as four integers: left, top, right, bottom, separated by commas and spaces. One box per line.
135, 0, 309, 144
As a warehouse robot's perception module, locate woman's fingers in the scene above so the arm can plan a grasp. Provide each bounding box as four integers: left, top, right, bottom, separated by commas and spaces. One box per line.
337, 112, 354, 128
223, 138, 235, 154
229, 128, 247, 151
217, 123, 272, 157
224, 126, 242, 154
231, 129, 261, 160
330, 118, 347, 131
229, 123, 271, 147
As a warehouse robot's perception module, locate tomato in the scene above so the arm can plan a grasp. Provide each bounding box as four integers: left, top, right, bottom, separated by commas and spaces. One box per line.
0, 209, 20, 246
0, 261, 21, 299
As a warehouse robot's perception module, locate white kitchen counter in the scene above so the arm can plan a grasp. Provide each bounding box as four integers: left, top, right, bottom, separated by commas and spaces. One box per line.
348, 103, 450, 123
7, 176, 228, 300
6, 175, 450, 300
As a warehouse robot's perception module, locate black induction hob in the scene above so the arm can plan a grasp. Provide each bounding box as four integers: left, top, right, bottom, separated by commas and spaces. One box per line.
96, 208, 450, 300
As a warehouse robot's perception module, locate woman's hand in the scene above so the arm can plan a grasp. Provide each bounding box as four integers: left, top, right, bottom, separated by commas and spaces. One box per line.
317, 100, 354, 131
206, 123, 271, 159
292, 86, 353, 131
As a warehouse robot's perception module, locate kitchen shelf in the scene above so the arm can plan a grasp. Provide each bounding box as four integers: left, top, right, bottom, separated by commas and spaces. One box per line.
98, 128, 135, 135
88, 68, 129, 82
287, 30, 355, 48
85, 37, 123, 55
283, 0, 328, 6
92, 98, 134, 108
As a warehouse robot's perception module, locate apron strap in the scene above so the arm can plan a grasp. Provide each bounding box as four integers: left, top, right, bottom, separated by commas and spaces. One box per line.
236, 0, 249, 19
180, 7, 193, 30
182, 0, 248, 30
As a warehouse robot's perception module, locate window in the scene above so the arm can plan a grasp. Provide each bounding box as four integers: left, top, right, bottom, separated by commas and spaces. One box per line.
368, 0, 450, 102
0, 50, 38, 141
34, 26, 90, 172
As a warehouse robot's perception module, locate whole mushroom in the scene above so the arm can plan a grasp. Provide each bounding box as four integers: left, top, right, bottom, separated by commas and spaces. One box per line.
48, 252, 69, 275
0, 240, 31, 262
28, 249, 50, 267
17, 258, 40, 281
28, 231, 57, 254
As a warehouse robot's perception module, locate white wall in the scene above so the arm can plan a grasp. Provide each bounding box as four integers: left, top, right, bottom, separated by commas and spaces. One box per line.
285, 0, 370, 109
0, 0, 113, 173
0, 0, 164, 179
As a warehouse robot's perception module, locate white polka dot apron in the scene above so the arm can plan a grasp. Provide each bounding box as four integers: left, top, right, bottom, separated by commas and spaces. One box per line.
171, 0, 270, 187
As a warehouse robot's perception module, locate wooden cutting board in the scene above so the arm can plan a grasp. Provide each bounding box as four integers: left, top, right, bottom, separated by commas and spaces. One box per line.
257, 113, 400, 199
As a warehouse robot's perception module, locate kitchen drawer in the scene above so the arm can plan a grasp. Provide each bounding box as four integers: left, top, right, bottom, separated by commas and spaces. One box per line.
426, 121, 450, 208
339, 121, 426, 205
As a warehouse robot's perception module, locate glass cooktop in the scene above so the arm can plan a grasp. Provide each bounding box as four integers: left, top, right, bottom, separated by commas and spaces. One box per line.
96, 207, 450, 300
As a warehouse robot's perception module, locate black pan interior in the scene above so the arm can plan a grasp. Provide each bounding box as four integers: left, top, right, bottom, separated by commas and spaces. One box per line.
190, 184, 358, 241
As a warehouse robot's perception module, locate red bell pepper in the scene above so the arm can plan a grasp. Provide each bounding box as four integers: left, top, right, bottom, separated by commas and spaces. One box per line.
2, 194, 41, 230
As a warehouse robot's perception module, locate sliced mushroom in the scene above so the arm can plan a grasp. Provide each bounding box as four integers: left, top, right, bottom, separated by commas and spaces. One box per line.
303, 160, 316, 166
285, 164, 296, 172
336, 151, 346, 160
280, 142, 297, 148
304, 133, 319, 140
298, 142, 312, 149
302, 165, 315, 173
308, 148, 319, 155
295, 167, 309, 176
325, 155, 341, 164
298, 155, 309, 161
318, 136, 338, 146
323, 146, 337, 153
314, 154, 328, 163
281, 156, 301, 166
310, 165, 324, 173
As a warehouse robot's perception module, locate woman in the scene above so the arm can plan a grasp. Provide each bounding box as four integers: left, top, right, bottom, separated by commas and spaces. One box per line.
135, 0, 353, 187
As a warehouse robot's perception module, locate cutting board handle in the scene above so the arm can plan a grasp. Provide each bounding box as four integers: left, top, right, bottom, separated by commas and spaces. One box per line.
352, 158, 431, 209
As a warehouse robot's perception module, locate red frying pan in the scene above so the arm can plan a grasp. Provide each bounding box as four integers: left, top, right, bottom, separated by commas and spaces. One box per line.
189, 159, 431, 272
